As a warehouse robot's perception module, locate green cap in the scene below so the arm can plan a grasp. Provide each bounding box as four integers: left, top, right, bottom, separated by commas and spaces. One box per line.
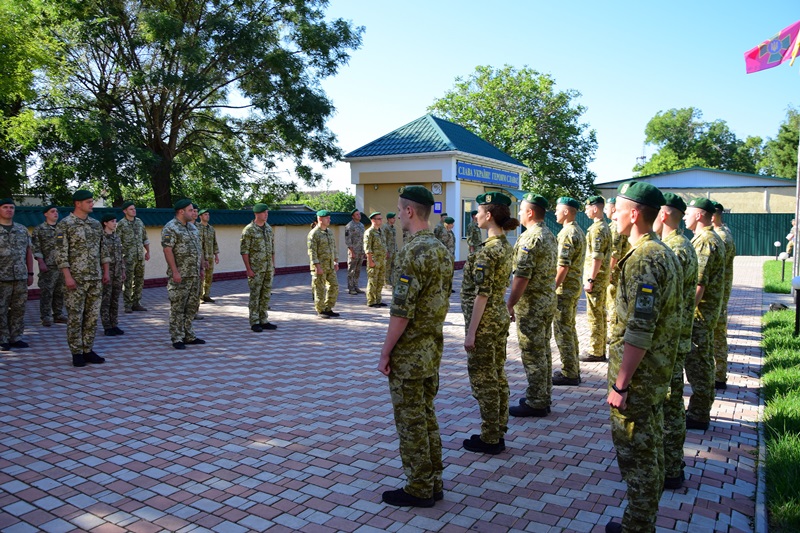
711, 200, 725, 212
0, 198, 14, 206
101, 214, 116, 224
121, 201, 135, 210
350, 208, 360, 215
616, 181, 665, 209
192, 203, 199, 209
42, 204, 57, 213
470, 209, 478, 216
369, 211, 381, 219
386, 212, 396, 219
198, 208, 208, 215
174, 198, 192, 210
607, 196, 616, 205
522, 192, 548, 210
556, 196, 581, 209
441, 212, 448, 216
253, 203, 269, 213
72, 190, 93, 201
662, 192, 687, 213
399, 185, 434, 206
476, 192, 511, 206
687, 197, 716, 214
316, 209, 330, 217
585, 195, 604, 206
444, 216, 455, 224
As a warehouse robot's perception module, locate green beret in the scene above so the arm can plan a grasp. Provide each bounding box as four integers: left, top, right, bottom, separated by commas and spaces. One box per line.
711, 200, 724, 212
101, 214, 116, 224
198, 208, 208, 215
522, 192, 548, 210
121, 201, 135, 210
351, 208, 360, 215
441, 212, 448, 216
253, 203, 269, 213
616, 181, 665, 209
687, 197, 716, 214
191, 203, 199, 209
174, 198, 192, 210
444, 217, 455, 224
585, 195, 605, 206
42, 204, 57, 213
476, 192, 511, 206
386, 212, 396, 219
662, 192, 687, 213
607, 196, 616, 205
399, 185, 434, 206
470, 210, 478, 216
72, 190, 93, 202
556, 196, 581, 209
0, 198, 14, 206
369, 211, 381, 219
316, 209, 330, 217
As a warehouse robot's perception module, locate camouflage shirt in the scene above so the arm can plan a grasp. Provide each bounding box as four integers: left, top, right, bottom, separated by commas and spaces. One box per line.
583, 219, 612, 283
439, 228, 456, 258
117, 217, 149, 262
609, 220, 631, 285
199, 223, 219, 260
389, 230, 453, 380
662, 229, 698, 354
31, 222, 59, 268
102, 232, 125, 279
0, 222, 31, 282
609, 232, 681, 408
714, 224, 736, 302
692, 226, 726, 324
364, 226, 387, 260
384, 223, 398, 253
307, 225, 338, 271
240, 221, 274, 272
461, 234, 513, 327
512, 222, 557, 320
345, 219, 365, 253
56, 213, 110, 281
161, 217, 202, 278
466, 221, 482, 250
433, 221, 445, 242
556, 221, 586, 295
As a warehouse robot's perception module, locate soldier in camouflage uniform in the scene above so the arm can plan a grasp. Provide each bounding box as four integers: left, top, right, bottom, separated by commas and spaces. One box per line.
581, 196, 612, 363
402, 227, 412, 247
461, 192, 518, 455
32, 205, 66, 326
345, 209, 365, 295
683, 198, 726, 431
432, 212, 447, 241
364, 212, 388, 307
711, 202, 735, 390
118, 201, 150, 312
466, 210, 482, 254
653, 193, 698, 490
162, 198, 204, 350
438, 217, 456, 258
241, 203, 277, 331
606, 182, 681, 533
606, 197, 631, 330
786, 219, 795, 258
552, 197, 586, 386
378, 185, 453, 508
57, 190, 110, 366
507, 194, 557, 418
100, 215, 126, 337
308, 210, 340, 318
0, 198, 33, 351
384, 212, 398, 286
198, 209, 220, 303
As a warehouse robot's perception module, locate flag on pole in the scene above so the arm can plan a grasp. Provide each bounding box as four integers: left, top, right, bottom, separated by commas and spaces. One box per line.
744, 20, 800, 74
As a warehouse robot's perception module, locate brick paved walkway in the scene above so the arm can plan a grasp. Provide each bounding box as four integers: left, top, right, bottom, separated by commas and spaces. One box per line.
0, 256, 765, 532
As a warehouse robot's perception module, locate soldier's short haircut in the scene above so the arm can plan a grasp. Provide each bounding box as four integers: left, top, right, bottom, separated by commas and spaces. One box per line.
399, 197, 431, 220
633, 202, 659, 225
531, 203, 546, 221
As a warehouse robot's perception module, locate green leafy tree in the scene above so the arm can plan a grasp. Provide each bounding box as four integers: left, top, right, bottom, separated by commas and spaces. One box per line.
429, 65, 598, 203
761, 107, 799, 179
280, 190, 355, 212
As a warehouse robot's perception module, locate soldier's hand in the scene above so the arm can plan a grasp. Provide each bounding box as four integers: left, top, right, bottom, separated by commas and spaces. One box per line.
315, 265, 323, 276
38, 261, 48, 273
607, 390, 627, 411
333, 263, 339, 272
507, 303, 515, 322
172, 272, 182, 284
64, 275, 77, 291
584, 281, 593, 293
102, 273, 110, 285
464, 333, 476, 352
145, 251, 150, 261
247, 268, 255, 279
378, 353, 391, 376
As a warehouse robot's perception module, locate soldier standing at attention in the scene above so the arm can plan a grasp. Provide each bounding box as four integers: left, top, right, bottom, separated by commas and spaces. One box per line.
606, 197, 630, 328
57, 190, 110, 366
345, 209, 365, 295
162, 198, 205, 350
606, 181, 680, 533
432, 212, 447, 241
241, 203, 277, 331
0, 198, 34, 351
653, 192, 698, 490
100, 215, 126, 337
32, 205, 66, 326
581, 195, 612, 363
461, 192, 518, 455
198, 209, 220, 303
507, 194, 558, 418
466, 209, 482, 254
117, 201, 149, 313
384, 212, 398, 286
552, 197, 586, 386
786, 218, 795, 258
711, 201, 736, 390
378, 185, 452, 508
439, 217, 456, 258
683, 198, 726, 431
308, 210, 340, 318
364, 212, 388, 308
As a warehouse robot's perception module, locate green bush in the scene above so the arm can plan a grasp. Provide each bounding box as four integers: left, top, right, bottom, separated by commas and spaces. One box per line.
766, 432, 800, 532
764, 260, 794, 294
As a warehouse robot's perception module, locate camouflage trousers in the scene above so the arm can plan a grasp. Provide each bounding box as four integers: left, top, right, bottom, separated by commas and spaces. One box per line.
385, 251, 395, 286
388, 373, 443, 499
515, 312, 553, 409
201, 260, 215, 300
585, 278, 609, 358
64, 280, 102, 354
312, 268, 338, 313
248, 269, 273, 325
553, 290, 581, 379
366, 261, 385, 306
606, 282, 618, 327
123, 257, 145, 310
664, 350, 688, 479
685, 316, 716, 424
167, 277, 200, 343
347, 251, 364, 291
713, 308, 729, 383
38, 267, 65, 323
611, 402, 665, 533
788, 240, 794, 258
0, 280, 27, 344
466, 321, 510, 444
101, 277, 123, 329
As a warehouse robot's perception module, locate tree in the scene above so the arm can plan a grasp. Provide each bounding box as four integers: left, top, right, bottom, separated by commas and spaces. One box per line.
428, 65, 598, 203
761, 107, 799, 179
33, 0, 363, 207
280, 189, 355, 212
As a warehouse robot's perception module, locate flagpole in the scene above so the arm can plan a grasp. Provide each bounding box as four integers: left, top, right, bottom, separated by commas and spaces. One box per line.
794, 126, 799, 278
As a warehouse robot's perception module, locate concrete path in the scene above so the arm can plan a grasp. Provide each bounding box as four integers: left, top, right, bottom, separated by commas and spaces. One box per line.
0, 256, 765, 532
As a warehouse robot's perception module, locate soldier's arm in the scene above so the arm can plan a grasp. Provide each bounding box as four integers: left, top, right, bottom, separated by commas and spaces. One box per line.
607, 344, 647, 410
140, 220, 151, 261
378, 315, 410, 376
506, 276, 530, 320
163, 247, 180, 283
26, 245, 34, 287
465, 295, 488, 352
555, 265, 569, 287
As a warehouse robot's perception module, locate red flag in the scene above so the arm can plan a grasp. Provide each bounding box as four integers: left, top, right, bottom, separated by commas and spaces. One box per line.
744, 20, 800, 74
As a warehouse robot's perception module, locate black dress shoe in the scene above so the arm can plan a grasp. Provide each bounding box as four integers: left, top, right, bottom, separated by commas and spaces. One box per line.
1, 343, 10, 351
84, 351, 105, 364
325, 310, 340, 317
463, 434, 503, 455
72, 353, 86, 367
381, 488, 434, 508
112, 327, 125, 335
686, 416, 709, 430
605, 521, 622, 533
552, 371, 581, 386
509, 403, 549, 418
251, 324, 263, 332
715, 380, 727, 390
184, 338, 206, 345
131, 304, 148, 312
517, 398, 551, 413
377, 302, 388, 307
104, 328, 117, 336
318, 312, 330, 319
261, 323, 277, 330
434, 490, 444, 501
173, 342, 186, 350
664, 470, 685, 490
579, 354, 607, 362
9, 340, 29, 348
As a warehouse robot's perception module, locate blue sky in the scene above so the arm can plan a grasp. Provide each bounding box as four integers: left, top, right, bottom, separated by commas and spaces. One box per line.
304, 0, 800, 190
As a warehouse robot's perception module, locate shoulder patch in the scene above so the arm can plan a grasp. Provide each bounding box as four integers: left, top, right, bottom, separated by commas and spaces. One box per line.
520, 247, 529, 255
475, 264, 485, 284
634, 283, 655, 319
393, 274, 412, 305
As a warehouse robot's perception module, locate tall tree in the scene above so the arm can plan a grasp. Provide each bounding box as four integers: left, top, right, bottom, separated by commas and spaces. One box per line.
761, 107, 799, 179
429, 65, 598, 203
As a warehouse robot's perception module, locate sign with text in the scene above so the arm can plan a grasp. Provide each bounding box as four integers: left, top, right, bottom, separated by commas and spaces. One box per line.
456, 161, 520, 188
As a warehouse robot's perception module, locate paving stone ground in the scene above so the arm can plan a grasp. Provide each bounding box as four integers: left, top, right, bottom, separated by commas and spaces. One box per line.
0, 256, 765, 532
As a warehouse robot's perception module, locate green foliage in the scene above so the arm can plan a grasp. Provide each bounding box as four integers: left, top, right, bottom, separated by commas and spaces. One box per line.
765, 391, 800, 436
763, 367, 800, 403
761, 108, 800, 179
429, 65, 598, 205
766, 431, 800, 532
763, 347, 800, 375
764, 259, 794, 294
281, 190, 355, 212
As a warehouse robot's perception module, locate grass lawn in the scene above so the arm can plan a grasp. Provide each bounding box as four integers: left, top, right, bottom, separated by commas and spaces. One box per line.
764, 260, 795, 294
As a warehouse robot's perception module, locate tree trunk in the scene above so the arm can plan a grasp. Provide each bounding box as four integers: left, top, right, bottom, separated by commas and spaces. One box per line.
150, 155, 173, 208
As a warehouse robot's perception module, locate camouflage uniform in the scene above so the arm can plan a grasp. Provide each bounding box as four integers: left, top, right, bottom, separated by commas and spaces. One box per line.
554, 221, 585, 380
0, 222, 31, 346
439, 228, 456, 258
307, 225, 338, 313
241, 221, 274, 325
512, 222, 558, 409
402, 228, 412, 247
384, 223, 397, 285
432, 221, 445, 241
31, 222, 65, 324
100, 231, 124, 330
661, 228, 698, 480
461, 234, 513, 444
387, 230, 453, 499
345, 219, 365, 292
162, 217, 202, 344
583, 219, 612, 358
685, 227, 726, 425
199, 222, 219, 300
364, 226, 387, 306
713, 225, 735, 383
607, 220, 631, 326
609, 232, 681, 533
117, 216, 148, 311
56, 214, 110, 354
466, 221, 483, 253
